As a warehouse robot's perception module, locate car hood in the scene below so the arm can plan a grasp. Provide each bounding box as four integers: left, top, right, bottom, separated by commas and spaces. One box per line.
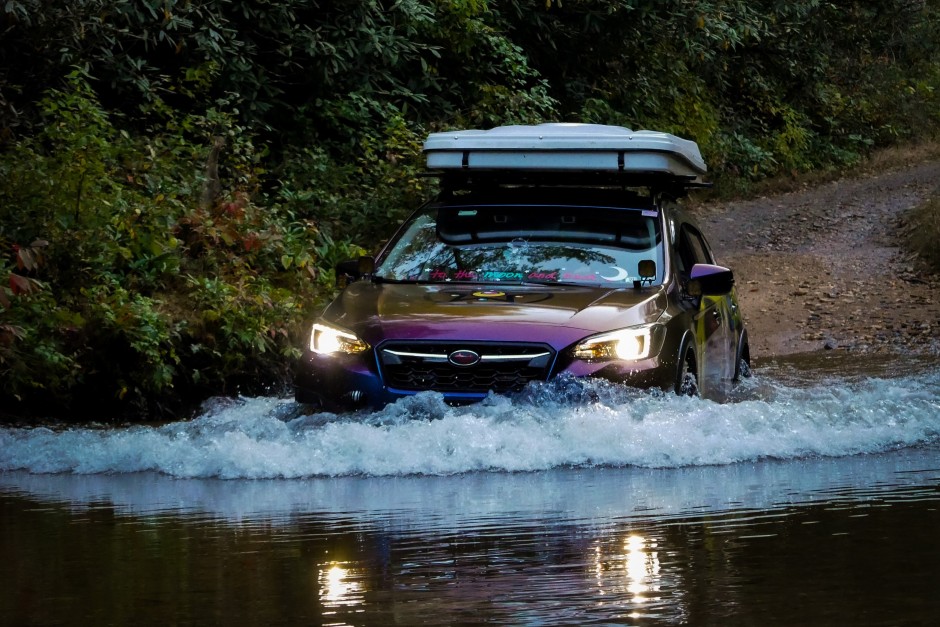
320, 281, 670, 350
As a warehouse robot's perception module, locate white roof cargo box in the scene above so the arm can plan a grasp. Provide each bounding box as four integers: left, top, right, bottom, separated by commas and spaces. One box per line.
423, 123, 707, 179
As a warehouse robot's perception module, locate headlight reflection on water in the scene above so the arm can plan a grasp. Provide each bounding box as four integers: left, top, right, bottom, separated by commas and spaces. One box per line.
624, 535, 661, 602
319, 563, 364, 611
593, 533, 665, 616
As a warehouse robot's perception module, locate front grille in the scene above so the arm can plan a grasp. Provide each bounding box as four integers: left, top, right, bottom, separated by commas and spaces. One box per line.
378, 341, 555, 394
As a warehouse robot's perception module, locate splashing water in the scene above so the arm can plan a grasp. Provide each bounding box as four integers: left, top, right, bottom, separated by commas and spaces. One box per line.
2, 369, 939, 479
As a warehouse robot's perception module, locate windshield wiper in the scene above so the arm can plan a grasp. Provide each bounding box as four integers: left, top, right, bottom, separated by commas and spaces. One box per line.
370, 275, 421, 284
520, 279, 590, 287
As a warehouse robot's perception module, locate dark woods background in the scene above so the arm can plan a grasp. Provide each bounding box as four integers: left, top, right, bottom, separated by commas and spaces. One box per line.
2, 0, 938, 419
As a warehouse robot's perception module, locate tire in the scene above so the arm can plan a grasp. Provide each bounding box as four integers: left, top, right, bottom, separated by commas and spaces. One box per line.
734, 339, 752, 381
676, 345, 699, 397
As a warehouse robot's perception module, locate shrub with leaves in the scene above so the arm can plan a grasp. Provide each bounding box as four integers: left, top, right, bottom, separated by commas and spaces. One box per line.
0, 76, 349, 419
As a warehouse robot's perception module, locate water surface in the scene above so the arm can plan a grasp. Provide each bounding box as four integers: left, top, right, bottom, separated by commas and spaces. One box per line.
2, 354, 939, 625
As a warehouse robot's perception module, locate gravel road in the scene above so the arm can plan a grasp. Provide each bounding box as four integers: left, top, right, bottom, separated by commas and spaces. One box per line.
695, 159, 940, 360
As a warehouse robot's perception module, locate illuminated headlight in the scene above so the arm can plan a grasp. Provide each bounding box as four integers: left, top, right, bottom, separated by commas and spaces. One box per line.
574, 324, 664, 361
310, 322, 369, 355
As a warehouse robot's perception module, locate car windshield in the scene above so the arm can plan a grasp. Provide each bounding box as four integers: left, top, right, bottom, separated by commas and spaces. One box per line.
376, 204, 664, 286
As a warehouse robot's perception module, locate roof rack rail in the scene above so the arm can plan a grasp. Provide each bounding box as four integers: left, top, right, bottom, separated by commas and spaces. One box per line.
429, 170, 711, 199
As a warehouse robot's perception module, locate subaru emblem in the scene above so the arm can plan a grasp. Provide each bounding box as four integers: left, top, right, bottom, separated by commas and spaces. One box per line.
448, 349, 481, 367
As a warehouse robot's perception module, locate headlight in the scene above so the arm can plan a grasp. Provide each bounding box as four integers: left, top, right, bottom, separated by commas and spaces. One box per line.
310, 322, 369, 355
574, 324, 664, 361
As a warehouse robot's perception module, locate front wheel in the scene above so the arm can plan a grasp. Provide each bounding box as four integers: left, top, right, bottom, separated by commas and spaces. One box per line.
676, 346, 699, 397
734, 337, 752, 381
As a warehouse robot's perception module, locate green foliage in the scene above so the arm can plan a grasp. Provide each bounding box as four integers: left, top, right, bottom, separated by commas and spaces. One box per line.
0, 75, 348, 418
0, 0, 555, 157
500, 0, 940, 177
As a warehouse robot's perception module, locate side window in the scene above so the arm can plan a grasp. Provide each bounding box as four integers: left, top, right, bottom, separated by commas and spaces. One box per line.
685, 226, 713, 264
675, 225, 713, 275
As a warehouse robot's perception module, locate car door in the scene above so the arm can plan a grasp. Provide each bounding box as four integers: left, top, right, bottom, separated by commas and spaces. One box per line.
676, 224, 735, 399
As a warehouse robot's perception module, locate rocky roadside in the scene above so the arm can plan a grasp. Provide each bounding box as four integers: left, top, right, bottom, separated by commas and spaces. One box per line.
695, 159, 940, 362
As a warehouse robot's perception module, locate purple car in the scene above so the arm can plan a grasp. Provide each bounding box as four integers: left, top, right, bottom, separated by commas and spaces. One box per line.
295, 124, 750, 410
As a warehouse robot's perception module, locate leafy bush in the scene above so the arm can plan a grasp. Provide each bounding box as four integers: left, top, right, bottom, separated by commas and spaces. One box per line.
0, 76, 350, 419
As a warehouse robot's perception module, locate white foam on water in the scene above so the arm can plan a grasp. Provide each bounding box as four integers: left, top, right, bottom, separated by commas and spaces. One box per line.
2, 371, 939, 479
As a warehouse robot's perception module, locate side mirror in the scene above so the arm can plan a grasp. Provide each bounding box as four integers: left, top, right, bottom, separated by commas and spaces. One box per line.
688, 263, 734, 296
335, 256, 375, 287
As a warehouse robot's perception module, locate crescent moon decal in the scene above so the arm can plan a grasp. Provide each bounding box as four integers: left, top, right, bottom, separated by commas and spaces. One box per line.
600, 266, 630, 282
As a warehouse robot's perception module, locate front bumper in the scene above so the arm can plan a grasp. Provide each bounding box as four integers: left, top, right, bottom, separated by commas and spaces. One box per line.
295, 347, 677, 412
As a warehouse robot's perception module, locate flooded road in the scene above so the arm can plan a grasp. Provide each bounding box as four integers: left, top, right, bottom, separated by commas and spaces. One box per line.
2, 354, 939, 625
